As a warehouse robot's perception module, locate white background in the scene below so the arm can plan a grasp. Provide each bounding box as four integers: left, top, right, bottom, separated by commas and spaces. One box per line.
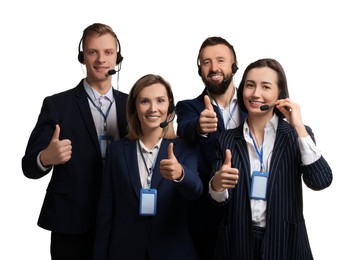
1, 0, 351, 259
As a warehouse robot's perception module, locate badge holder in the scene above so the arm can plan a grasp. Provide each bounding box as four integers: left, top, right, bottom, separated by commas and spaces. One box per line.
139, 188, 157, 216
99, 134, 113, 159
250, 171, 269, 200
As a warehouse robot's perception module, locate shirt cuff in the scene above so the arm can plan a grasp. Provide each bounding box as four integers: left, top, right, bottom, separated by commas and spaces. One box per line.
37, 151, 52, 172
208, 177, 228, 202
298, 135, 321, 165
173, 165, 185, 182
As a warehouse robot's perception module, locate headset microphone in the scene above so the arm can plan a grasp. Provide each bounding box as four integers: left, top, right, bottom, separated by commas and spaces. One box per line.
108, 69, 117, 75
260, 104, 291, 112
160, 113, 176, 128
260, 104, 273, 111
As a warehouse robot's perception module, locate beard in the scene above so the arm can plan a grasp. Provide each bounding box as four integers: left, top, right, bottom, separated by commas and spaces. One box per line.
202, 72, 233, 95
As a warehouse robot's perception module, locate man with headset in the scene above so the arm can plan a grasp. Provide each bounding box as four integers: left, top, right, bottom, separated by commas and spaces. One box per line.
175, 36, 246, 260
22, 23, 128, 260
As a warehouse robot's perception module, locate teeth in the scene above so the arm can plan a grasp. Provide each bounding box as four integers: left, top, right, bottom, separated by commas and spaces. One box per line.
251, 101, 263, 105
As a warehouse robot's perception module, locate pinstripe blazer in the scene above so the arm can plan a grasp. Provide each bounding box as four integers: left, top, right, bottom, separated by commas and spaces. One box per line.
212, 118, 332, 260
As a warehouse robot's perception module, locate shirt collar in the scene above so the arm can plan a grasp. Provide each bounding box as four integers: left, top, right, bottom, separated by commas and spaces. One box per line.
244, 114, 278, 138
138, 138, 162, 153
209, 87, 238, 109
83, 79, 114, 102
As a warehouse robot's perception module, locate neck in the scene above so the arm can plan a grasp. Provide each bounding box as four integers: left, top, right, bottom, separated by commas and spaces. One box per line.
247, 116, 267, 147
86, 79, 111, 95
140, 129, 163, 149
212, 84, 235, 108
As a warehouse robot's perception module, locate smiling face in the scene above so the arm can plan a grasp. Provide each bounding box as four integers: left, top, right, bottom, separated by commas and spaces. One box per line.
243, 67, 280, 116
199, 44, 234, 95
136, 83, 170, 134
83, 33, 117, 91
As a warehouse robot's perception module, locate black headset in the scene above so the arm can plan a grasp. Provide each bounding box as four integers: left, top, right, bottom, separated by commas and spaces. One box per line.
197, 45, 238, 77
167, 90, 175, 114
77, 35, 123, 65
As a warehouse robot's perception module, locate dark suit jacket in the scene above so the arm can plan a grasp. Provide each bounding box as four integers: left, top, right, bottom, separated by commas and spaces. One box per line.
22, 79, 128, 234
175, 89, 247, 234
212, 118, 333, 260
93, 137, 202, 260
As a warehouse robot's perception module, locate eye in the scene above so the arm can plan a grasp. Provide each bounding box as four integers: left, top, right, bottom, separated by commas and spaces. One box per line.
87, 50, 96, 56
263, 84, 272, 90
106, 50, 114, 56
157, 97, 166, 104
245, 83, 254, 89
218, 58, 225, 64
202, 60, 210, 66
140, 99, 149, 104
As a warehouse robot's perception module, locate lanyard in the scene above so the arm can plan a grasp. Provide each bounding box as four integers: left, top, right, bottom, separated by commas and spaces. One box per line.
249, 132, 264, 171
138, 141, 158, 189
209, 95, 237, 129
224, 101, 237, 129
87, 95, 114, 132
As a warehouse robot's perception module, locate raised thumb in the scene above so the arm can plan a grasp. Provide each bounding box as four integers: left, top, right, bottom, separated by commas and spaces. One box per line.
223, 149, 232, 167
204, 95, 214, 112
167, 142, 175, 159
52, 124, 60, 141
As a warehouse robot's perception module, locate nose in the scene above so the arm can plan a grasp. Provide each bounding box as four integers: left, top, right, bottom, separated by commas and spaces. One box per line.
149, 101, 157, 112
210, 61, 219, 72
97, 52, 105, 63
252, 86, 261, 97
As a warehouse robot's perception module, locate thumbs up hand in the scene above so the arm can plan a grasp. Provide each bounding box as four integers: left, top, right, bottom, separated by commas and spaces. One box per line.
40, 124, 72, 167
160, 143, 183, 181
199, 95, 218, 134
211, 149, 239, 192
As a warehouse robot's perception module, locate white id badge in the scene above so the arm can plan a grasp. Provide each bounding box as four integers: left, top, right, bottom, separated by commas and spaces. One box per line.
250, 171, 269, 200
99, 134, 113, 159
139, 189, 157, 216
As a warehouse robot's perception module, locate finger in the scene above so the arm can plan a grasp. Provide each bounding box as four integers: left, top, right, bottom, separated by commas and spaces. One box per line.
204, 95, 214, 112
52, 124, 60, 141
167, 143, 175, 159
223, 149, 232, 167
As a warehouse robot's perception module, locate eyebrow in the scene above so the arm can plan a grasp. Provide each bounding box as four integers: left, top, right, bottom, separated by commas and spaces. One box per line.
245, 79, 273, 85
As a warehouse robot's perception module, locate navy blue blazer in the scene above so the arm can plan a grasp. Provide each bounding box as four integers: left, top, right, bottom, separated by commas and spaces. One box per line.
22, 79, 128, 234
93, 137, 202, 260
212, 118, 333, 260
175, 89, 247, 234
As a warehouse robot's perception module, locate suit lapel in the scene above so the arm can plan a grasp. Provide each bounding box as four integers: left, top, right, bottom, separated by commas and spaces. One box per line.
266, 120, 292, 202
233, 128, 252, 197
75, 82, 101, 156
113, 89, 127, 138
124, 140, 142, 198
150, 139, 169, 189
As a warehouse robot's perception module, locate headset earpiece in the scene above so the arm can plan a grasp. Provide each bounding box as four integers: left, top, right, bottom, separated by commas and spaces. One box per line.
116, 53, 123, 65
168, 90, 175, 114
232, 63, 238, 74
168, 101, 175, 114
78, 38, 84, 63
78, 52, 84, 63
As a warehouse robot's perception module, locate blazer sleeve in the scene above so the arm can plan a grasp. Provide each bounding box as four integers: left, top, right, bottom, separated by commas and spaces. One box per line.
22, 96, 58, 179
301, 125, 333, 190
301, 156, 332, 191
175, 95, 206, 144
172, 139, 203, 200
